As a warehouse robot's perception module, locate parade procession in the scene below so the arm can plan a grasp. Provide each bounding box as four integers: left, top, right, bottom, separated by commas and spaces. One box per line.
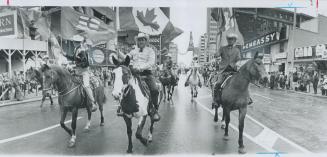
1, 1, 327, 156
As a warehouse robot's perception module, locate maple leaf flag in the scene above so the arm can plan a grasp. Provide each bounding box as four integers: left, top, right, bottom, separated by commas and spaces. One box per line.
119, 7, 169, 35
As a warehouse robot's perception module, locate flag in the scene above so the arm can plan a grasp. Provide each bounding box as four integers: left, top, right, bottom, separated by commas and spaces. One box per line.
211, 8, 225, 31
161, 21, 183, 46
17, 9, 31, 39
217, 8, 244, 47
61, 7, 116, 44
119, 7, 169, 35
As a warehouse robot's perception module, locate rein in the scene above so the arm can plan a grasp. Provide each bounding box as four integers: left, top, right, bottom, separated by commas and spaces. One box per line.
58, 84, 81, 96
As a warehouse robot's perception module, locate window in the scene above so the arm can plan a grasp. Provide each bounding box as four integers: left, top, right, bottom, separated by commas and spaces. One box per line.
280, 42, 285, 52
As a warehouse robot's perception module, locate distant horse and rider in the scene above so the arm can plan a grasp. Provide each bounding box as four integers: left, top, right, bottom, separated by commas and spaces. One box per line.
41, 63, 106, 147
111, 56, 163, 153
185, 63, 202, 100
159, 67, 178, 103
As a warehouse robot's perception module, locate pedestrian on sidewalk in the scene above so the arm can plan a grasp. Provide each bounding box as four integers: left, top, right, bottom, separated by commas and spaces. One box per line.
313, 71, 319, 94
322, 75, 327, 96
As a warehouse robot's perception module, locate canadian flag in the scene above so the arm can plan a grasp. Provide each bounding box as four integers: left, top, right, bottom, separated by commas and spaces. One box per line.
119, 7, 169, 35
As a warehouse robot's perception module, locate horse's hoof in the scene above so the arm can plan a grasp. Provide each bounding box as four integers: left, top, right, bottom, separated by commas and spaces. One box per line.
148, 135, 153, 143
238, 147, 246, 154
126, 149, 133, 154
223, 135, 229, 141
100, 122, 104, 126
68, 141, 75, 148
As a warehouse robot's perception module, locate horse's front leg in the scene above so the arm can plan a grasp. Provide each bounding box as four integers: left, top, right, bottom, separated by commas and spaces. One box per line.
60, 108, 72, 136
148, 117, 155, 143
84, 103, 92, 131
223, 107, 230, 141
99, 101, 104, 126
238, 107, 247, 154
68, 107, 78, 148
135, 116, 148, 146
123, 116, 133, 153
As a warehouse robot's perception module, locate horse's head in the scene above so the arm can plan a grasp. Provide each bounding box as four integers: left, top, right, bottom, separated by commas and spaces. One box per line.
40, 64, 61, 89
242, 52, 267, 81
26, 67, 35, 80
111, 55, 131, 100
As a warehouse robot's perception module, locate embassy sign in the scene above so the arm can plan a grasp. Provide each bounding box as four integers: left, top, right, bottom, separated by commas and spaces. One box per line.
243, 32, 280, 50
0, 11, 18, 37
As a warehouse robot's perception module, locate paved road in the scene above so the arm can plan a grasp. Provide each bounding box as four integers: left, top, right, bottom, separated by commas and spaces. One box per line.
0, 74, 325, 155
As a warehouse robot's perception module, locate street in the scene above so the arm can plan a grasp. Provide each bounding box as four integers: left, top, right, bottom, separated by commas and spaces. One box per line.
0, 75, 325, 155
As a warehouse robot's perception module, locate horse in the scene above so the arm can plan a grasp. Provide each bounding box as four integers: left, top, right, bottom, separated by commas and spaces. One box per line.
41, 65, 106, 148
159, 69, 177, 103
187, 67, 202, 100
212, 52, 267, 154
111, 56, 163, 154
26, 67, 54, 108
202, 69, 210, 86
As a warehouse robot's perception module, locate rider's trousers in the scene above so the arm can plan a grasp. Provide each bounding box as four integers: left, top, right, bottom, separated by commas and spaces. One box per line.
81, 69, 96, 103
142, 74, 159, 110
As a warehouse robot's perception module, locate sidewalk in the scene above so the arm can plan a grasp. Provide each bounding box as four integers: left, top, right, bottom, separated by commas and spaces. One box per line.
0, 91, 58, 107
255, 85, 327, 99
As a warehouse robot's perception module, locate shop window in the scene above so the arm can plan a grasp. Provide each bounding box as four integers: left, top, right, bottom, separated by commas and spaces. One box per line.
280, 42, 285, 52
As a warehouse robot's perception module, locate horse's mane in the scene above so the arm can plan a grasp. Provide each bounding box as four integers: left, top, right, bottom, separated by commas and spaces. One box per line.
49, 65, 73, 82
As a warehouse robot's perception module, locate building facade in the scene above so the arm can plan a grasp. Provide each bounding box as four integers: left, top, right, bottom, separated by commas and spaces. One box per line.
206, 9, 219, 63
234, 8, 313, 74
168, 42, 178, 65
198, 34, 208, 65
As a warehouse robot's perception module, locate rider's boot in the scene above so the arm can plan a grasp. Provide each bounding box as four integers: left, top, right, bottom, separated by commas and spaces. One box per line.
151, 92, 161, 122
85, 87, 98, 112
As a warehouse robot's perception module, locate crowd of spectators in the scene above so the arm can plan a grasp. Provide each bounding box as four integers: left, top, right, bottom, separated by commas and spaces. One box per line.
259, 70, 327, 96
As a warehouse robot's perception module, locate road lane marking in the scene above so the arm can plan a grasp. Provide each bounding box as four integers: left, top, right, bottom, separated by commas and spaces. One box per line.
195, 99, 275, 152
195, 98, 312, 154
0, 117, 83, 144
252, 93, 273, 101
254, 128, 279, 148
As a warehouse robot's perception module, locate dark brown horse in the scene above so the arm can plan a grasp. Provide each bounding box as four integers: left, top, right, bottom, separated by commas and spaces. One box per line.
41, 65, 106, 147
159, 69, 177, 103
111, 56, 163, 153
213, 52, 266, 154
26, 67, 54, 108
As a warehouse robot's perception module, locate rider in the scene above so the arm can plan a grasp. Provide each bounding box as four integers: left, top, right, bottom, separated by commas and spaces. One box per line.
118, 32, 160, 121
164, 53, 178, 86
63, 38, 98, 112
213, 32, 252, 105
185, 56, 201, 87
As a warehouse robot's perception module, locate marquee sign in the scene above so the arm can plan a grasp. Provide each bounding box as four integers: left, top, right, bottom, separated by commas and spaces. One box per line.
0, 11, 17, 37
243, 32, 280, 50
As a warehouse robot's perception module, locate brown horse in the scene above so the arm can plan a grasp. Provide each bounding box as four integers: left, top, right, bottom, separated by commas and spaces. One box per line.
213, 52, 266, 154
111, 56, 163, 153
41, 65, 106, 147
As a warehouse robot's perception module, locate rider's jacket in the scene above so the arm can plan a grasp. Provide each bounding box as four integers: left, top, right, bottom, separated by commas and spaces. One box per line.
65, 46, 90, 74
128, 46, 156, 75
165, 59, 173, 70
216, 45, 241, 72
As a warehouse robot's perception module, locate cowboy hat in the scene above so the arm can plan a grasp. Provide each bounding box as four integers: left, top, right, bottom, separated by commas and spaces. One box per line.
166, 53, 172, 57
226, 32, 238, 39
43, 55, 49, 59
135, 32, 149, 41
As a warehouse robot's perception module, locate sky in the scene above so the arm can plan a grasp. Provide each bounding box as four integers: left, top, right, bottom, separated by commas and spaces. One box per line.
169, 1, 327, 67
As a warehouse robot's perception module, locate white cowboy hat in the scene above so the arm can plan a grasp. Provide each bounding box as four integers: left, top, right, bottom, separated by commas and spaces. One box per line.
43, 55, 49, 59
166, 53, 172, 57
135, 32, 149, 41
226, 32, 238, 39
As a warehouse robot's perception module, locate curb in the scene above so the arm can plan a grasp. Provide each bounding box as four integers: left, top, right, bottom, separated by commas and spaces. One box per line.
0, 95, 58, 107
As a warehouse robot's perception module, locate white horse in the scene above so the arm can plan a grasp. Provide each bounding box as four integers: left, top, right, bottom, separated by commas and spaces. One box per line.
187, 67, 202, 100
111, 56, 163, 153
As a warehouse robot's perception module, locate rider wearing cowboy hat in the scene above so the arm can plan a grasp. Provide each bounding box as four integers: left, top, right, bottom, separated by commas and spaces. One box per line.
164, 53, 178, 86
118, 32, 160, 121
213, 32, 252, 105
63, 38, 98, 112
